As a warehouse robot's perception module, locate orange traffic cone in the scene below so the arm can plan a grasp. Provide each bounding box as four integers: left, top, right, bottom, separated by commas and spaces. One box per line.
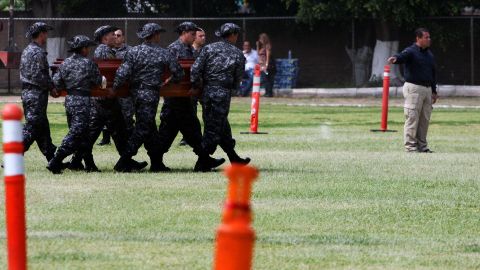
213, 164, 259, 270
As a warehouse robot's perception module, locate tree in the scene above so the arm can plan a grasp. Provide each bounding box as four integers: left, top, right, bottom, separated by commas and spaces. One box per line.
159, 0, 238, 17
284, 0, 479, 85
0, 0, 25, 11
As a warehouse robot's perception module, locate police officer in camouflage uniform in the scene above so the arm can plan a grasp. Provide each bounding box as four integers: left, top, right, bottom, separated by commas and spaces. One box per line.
114, 29, 131, 59
94, 25, 117, 146
191, 23, 250, 165
113, 28, 135, 143
20, 22, 57, 162
76, 25, 147, 171
159, 21, 225, 172
112, 23, 183, 172
47, 35, 103, 174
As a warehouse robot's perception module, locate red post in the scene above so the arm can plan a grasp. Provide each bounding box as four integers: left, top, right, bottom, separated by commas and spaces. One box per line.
249, 65, 261, 133
380, 65, 390, 131
2, 104, 27, 270
213, 165, 259, 270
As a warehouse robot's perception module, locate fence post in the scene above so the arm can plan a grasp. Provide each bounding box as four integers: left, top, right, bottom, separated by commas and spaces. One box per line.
471, 17, 475, 85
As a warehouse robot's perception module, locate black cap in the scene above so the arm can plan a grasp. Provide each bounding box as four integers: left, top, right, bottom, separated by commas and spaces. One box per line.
67, 35, 97, 52
94, 25, 120, 42
136, 23, 166, 39
215, 23, 241, 38
175, 22, 201, 34
26, 22, 53, 39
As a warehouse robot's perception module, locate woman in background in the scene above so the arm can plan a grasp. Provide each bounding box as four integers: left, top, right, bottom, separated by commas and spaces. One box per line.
256, 33, 276, 97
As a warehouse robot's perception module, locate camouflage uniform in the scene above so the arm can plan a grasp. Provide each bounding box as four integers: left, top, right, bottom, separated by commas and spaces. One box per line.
47, 35, 101, 173
94, 44, 116, 59
85, 25, 128, 157
157, 37, 204, 156
191, 23, 249, 165
115, 43, 135, 137
19, 22, 56, 161
114, 44, 131, 59
113, 23, 184, 171
53, 51, 102, 157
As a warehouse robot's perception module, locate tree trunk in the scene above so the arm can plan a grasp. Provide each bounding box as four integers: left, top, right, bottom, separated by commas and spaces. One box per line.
369, 20, 403, 86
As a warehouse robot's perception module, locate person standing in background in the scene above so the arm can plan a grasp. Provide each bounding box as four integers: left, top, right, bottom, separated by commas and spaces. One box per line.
256, 33, 275, 97
239, 40, 258, 97
388, 28, 438, 153
114, 29, 131, 59
192, 28, 206, 58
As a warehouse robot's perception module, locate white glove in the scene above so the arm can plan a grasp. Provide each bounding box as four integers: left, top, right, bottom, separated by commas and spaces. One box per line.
101, 76, 107, 89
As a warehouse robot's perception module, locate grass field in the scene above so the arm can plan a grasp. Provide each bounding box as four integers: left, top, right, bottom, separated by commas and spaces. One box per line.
0, 98, 479, 269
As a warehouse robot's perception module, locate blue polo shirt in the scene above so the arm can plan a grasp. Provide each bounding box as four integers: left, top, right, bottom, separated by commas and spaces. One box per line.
394, 43, 437, 94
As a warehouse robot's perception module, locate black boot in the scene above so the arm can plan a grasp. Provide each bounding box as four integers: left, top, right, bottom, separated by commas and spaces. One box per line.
84, 153, 101, 172
149, 154, 170, 172
131, 159, 148, 171
45, 146, 57, 162
194, 154, 226, 172
67, 153, 85, 171
226, 150, 251, 165
47, 153, 67, 174
114, 156, 133, 172
97, 128, 111, 146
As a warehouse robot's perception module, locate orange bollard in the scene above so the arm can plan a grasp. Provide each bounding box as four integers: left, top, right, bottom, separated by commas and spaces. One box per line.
2, 104, 27, 270
371, 65, 396, 132
213, 164, 259, 270
250, 65, 261, 133
380, 65, 390, 131
241, 64, 267, 134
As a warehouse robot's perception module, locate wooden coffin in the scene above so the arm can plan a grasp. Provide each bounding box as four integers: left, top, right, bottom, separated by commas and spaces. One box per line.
50, 58, 196, 97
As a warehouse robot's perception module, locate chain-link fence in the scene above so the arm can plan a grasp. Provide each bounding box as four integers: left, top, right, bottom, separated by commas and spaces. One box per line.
0, 16, 479, 93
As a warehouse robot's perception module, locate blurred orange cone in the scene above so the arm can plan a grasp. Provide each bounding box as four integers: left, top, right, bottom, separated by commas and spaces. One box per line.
213, 164, 259, 270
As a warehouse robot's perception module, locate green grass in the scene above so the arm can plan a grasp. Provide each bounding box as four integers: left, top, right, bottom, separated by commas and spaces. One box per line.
0, 98, 479, 269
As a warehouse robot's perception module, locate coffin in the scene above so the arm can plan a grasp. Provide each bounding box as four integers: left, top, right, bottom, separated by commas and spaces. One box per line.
50, 58, 197, 97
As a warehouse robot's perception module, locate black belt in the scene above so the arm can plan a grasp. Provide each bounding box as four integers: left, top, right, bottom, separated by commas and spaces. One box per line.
205, 81, 233, 89
22, 83, 45, 91
406, 81, 431, 88
67, 89, 90, 97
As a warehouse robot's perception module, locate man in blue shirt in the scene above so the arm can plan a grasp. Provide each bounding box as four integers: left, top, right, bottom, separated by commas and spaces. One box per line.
388, 28, 438, 153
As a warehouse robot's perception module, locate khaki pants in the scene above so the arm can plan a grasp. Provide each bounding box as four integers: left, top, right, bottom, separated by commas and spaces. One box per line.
403, 82, 433, 152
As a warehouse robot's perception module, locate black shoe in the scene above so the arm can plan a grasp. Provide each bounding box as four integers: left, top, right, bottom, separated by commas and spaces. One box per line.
84, 154, 101, 172
179, 139, 188, 146
419, 148, 434, 153
45, 146, 57, 162
67, 154, 85, 171
131, 159, 148, 171
114, 156, 133, 172
226, 150, 251, 165
149, 154, 170, 172
47, 155, 66, 174
194, 155, 226, 172
97, 138, 111, 146
209, 156, 226, 168
98, 129, 111, 146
